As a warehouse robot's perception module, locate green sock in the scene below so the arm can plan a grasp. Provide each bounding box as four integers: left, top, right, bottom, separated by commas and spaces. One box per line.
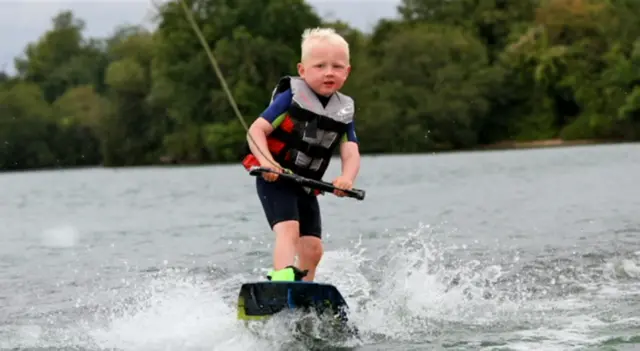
267, 267, 296, 281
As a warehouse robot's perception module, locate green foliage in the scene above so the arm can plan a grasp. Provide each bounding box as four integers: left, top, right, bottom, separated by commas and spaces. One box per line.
0, 82, 57, 169
1, 0, 640, 171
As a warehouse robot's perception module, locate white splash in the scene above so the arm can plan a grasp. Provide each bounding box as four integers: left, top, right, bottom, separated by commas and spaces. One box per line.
20, 223, 637, 351
41, 225, 79, 248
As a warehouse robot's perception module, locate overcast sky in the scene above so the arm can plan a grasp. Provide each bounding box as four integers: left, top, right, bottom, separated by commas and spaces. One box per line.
0, 0, 401, 75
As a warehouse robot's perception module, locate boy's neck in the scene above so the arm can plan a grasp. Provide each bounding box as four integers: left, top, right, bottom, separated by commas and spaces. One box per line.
313, 91, 332, 108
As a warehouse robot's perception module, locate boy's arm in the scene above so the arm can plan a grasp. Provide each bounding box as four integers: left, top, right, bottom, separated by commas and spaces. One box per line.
339, 121, 361, 182
247, 90, 292, 167
247, 119, 275, 166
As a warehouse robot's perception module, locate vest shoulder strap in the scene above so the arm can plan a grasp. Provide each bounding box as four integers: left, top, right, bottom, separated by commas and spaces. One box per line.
270, 76, 293, 102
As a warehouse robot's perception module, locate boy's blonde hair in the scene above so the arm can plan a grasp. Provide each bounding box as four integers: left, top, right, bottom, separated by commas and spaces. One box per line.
300, 27, 350, 63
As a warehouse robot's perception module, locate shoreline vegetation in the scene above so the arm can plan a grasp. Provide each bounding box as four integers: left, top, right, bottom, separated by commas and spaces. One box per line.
479, 138, 626, 151
2, 0, 640, 172
155, 138, 630, 166
2, 138, 628, 175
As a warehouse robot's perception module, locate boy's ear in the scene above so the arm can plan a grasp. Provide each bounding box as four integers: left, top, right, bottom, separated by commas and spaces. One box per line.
297, 62, 305, 77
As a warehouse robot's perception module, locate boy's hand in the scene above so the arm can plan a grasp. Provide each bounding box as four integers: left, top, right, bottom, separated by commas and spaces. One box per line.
332, 175, 353, 197
260, 161, 283, 182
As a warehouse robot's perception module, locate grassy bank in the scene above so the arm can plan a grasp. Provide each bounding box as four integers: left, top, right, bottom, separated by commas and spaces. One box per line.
479, 139, 627, 151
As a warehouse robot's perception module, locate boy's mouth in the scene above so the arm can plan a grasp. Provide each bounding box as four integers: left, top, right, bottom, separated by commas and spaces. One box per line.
323, 81, 335, 88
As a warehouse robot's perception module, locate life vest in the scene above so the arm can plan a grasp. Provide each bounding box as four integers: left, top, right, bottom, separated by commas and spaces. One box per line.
242, 76, 355, 184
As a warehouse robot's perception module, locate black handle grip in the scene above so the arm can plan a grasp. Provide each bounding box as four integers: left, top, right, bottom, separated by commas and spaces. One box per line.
248, 167, 366, 201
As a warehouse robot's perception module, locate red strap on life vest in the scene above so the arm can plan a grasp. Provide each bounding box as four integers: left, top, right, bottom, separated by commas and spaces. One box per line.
242, 114, 295, 171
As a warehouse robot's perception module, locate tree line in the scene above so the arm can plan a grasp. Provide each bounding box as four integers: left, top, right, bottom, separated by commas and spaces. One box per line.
1, 0, 639, 172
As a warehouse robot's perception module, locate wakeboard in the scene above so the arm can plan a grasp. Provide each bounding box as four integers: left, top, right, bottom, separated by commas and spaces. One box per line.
237, 281, 358, 339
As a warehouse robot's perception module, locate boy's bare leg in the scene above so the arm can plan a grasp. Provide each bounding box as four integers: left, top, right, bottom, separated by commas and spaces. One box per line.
296, 236, 323, 281
272, 220, 299, 269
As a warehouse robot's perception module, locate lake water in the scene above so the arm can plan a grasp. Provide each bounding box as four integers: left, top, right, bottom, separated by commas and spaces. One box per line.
1, 143, 639, 350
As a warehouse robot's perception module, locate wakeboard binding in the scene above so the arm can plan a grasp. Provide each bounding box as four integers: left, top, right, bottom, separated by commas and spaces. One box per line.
267, 265, 309, 281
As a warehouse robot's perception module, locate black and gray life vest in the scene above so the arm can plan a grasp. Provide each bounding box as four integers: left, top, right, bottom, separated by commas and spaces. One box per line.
267, 76, 355, 181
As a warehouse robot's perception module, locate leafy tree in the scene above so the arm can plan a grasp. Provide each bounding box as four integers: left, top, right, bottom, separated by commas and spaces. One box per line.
2, 0, 640, 171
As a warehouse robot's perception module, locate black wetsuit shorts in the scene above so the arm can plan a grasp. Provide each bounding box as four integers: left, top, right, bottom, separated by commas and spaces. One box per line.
255, 177, 322, 238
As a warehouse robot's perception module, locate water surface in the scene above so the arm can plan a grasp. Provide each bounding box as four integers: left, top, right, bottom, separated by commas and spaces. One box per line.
1, 143, 639, 350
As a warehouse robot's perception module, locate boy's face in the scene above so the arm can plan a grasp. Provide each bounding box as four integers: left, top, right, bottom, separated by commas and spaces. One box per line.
297, 41, 351, 97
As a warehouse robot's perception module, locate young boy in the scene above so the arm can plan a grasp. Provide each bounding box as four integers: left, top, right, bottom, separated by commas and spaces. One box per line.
241, 27, 361, 282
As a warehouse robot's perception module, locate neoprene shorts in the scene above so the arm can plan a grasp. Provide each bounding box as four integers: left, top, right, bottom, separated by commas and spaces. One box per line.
255, 177, 322, 238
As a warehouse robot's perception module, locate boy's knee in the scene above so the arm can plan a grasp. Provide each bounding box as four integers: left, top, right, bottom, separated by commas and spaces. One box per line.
273, 221, 300, 239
